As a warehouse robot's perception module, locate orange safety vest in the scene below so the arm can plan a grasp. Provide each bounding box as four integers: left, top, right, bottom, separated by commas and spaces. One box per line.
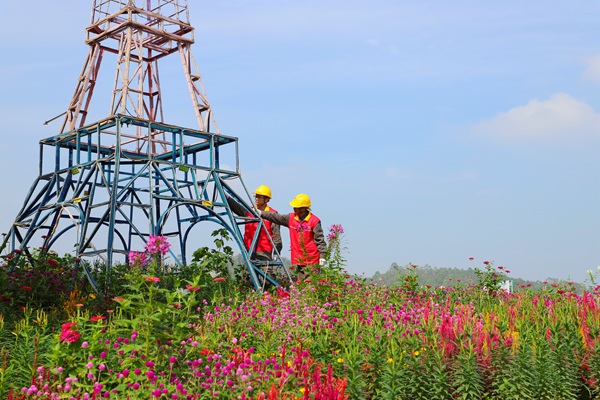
288, 212, 320, 265
244, 206, 278, 253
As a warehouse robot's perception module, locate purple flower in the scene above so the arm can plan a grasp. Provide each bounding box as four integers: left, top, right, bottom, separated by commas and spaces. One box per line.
327, 224, 345, 240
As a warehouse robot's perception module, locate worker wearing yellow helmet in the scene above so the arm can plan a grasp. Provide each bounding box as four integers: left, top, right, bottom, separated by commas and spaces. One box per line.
226, 185, 282, 261
259, 193, 327, 282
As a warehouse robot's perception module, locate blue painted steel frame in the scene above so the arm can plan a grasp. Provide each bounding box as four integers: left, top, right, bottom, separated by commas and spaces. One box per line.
2, 114, 292, 292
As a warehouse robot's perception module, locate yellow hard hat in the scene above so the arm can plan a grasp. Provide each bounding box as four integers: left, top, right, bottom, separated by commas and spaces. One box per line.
253, 185, 272, 199
290, 193, 311, 208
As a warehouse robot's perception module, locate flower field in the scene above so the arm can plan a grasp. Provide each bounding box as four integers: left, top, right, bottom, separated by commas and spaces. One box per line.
1, 228, 599, 399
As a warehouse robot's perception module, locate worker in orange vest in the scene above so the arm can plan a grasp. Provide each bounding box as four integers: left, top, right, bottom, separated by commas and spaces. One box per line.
259, 193, 326, 282
227, 185, 282, 261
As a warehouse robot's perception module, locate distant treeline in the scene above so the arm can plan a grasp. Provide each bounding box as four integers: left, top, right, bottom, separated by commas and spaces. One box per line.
368, 262, 588, 292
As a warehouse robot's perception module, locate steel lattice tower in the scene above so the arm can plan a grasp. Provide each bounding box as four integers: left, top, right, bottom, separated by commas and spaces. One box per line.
2, 0, 291, 291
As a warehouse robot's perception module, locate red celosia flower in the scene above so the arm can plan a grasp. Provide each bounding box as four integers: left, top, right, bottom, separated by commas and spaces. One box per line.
47, 258, 58, 267
13, 249, 23, 254
22, 286, 33, 291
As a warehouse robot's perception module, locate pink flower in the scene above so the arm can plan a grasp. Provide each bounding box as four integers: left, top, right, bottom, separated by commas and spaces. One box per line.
59, 322, 81, 343
327, 224, 345, 241
186, 284, 201, 292
144, 235, 171, 256
128, 251, 148, 268
144, 276, 160, 283
89, 315, 106, 322
213, 277, 226, 282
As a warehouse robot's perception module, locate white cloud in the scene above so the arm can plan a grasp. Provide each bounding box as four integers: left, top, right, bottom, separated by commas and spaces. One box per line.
472, 93, 600, 141
582, 55, 600, 82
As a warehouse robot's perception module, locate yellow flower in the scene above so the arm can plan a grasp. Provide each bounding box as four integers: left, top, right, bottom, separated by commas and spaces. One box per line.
413, 350, 420, 356
387, 358, 394, 363
337, 357, 344, 363
300, 388, 306, 394
89, 293, 96, 299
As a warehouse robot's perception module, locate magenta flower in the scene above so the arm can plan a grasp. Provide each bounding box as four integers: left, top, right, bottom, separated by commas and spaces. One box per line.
327, 224, 345, 241
144, 235, 171, 255
128, 251, 148, 268
59, 322, 81, 343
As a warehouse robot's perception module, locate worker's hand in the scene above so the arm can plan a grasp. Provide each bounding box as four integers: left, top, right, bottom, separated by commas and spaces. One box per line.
319, 258, 325, 266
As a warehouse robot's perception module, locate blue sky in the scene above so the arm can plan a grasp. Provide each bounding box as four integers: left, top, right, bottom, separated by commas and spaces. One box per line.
0, 1, 598, 283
